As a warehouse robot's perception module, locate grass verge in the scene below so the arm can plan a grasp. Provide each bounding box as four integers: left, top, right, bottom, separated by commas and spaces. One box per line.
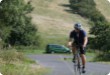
0, 50, 48, 75
92, 53, 110, 64
14, 46, 45, 54
0, 64, 48, 75
60, 51, 96, 62
18, 49, 45, 54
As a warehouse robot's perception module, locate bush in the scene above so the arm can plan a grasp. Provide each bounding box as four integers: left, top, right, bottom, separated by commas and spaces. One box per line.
69, 0, 96, 18
0, 50, 25, 64
93, 53, 110, 61
0, 0, 40, 47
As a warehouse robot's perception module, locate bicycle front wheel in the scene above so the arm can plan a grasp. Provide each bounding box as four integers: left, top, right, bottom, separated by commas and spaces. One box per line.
74, 54, 82, 75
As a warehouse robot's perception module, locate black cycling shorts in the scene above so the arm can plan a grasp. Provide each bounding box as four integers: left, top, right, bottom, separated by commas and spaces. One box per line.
72, 42, 86, 54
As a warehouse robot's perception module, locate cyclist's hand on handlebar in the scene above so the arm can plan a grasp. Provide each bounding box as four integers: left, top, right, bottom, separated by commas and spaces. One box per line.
82, 44, 86, 48
67, 42, 72, 47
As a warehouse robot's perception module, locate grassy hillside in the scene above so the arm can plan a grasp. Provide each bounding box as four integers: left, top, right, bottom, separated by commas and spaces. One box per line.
94, 0, 110, 21
29, 0, 90, 48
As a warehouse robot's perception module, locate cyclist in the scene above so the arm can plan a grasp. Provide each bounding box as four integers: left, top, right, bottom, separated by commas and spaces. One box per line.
68, 23, 88, 73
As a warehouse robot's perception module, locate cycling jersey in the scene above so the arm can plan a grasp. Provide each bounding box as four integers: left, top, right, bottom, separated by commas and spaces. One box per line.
69, 29, 87, 45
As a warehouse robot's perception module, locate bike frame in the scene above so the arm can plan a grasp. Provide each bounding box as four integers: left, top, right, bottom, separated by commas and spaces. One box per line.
73, 48, 82, 75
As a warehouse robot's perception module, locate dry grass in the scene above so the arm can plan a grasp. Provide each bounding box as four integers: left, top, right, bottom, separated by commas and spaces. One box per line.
0, 50, 48, 75
27, 0, 90, 47
31, 0, 90, 33
94, 0, 110, 21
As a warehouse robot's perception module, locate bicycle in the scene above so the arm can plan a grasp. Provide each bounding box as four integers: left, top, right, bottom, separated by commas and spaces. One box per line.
73, 46, 82, 75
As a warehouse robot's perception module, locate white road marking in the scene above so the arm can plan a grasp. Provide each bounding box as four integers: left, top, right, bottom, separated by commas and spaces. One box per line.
0, 73, 2, 75
107, 72, 110, 75
108, 0, 110, 3
0, 0, 2, 3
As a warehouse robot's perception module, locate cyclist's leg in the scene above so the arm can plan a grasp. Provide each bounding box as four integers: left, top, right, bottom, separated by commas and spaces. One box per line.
81, 54, 86, 67
71, 43, 77, 62
80, 47, 86, 73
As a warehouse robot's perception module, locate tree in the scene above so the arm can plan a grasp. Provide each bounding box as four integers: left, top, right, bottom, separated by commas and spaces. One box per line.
69, 0, 110, 53
90, 22, 110, 53
0, 0, 39, 47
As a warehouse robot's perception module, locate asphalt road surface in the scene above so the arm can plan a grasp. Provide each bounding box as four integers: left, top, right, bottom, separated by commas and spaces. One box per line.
28, 54, 110, 75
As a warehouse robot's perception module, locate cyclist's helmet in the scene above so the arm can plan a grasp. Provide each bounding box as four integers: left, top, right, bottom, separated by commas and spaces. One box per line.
74, 23, 82, 30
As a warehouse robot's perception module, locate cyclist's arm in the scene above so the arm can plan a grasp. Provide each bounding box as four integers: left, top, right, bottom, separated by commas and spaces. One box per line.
83, 36, 88, 47
68, 38, 73, 47
82, 30, 88, 47
68, 30, 74, 47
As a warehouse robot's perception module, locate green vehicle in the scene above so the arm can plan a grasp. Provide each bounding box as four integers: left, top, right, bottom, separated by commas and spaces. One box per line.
46, 44, 71, 53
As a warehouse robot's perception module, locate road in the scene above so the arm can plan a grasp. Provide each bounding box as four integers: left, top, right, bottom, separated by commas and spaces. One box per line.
28, 54, 110, 75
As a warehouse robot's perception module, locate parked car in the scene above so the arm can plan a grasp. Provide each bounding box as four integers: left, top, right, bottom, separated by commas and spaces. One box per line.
45, 44, 71, 53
